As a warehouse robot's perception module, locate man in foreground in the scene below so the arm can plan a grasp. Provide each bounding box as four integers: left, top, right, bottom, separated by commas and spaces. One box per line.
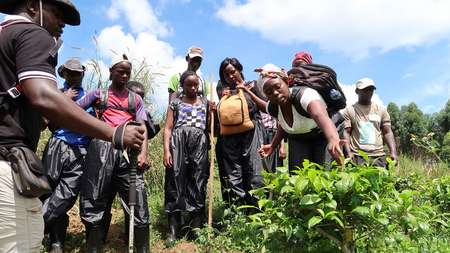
0, 1, 144, 252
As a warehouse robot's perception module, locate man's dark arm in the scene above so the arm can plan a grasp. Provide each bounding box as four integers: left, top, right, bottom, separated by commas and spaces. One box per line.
382, 124, 398, 162
343, 127, 354, 159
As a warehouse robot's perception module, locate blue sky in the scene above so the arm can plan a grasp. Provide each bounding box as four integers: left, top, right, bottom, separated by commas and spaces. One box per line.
2, 0, 450, 113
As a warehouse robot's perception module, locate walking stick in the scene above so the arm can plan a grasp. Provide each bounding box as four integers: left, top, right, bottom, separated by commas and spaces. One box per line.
123, 122, 141, 253
208, 83, 215, 230
128, 149, 138, 253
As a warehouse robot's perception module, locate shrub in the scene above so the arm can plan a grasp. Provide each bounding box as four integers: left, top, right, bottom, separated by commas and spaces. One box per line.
200, 159, 449, 253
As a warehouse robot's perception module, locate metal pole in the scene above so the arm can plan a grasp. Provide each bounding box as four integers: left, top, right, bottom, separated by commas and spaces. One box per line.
128, 149, 139, 253
208, 82, 215, 229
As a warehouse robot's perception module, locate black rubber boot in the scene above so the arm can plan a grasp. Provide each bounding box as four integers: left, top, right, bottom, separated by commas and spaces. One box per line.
123, 213, 130, 242
188, 210, 205, 240
102, 212, 112, 243
165, 213, 181, 247
86, 225, 105, 253
135, 226, 150, 253
48, 215, 69, 253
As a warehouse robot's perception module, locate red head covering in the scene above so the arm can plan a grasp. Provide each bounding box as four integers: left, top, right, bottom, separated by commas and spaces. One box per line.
292, 51, 313, 65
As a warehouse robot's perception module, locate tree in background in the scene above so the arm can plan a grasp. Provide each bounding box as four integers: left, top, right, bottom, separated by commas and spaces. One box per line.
387, 102, 403, 150
388, 100, 450, 162
396, 103, 427, 154
435, 100, 450, 141
441, 131, 450, 163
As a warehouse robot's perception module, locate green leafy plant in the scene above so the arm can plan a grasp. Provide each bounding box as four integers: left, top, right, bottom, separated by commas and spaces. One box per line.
234, 158, 449, 253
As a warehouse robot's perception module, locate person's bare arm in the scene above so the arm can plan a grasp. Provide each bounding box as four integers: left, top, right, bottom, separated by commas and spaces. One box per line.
307, 101, 343, 161
169, 91, 177, 103
137, 120, 149, 169
259, 125, 286, 157
163, 107, 175, 168
343, 127, 354, 159
238, 86, 268, 112
382, 124, 398, 162
21, 78, 144, 149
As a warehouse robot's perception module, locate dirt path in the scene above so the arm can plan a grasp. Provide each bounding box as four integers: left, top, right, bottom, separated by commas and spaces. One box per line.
64, 206, 198, 253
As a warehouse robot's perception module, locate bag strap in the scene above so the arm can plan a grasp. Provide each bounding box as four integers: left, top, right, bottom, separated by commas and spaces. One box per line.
127, 89, 136, 116
237, 89, 246, 123
290, 86, 310, 118
267, 101, 278, 118
97, 88, 137, 118
200, 96, 209, 131
171, 97, 182, 126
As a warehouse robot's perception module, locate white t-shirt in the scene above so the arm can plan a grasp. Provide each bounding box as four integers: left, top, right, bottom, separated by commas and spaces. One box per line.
267, 88, 326, 135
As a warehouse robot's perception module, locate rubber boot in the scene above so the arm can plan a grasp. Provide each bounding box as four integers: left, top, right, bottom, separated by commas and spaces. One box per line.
123, 213, 130, 242
48, 215, 69, 253
134, 226, 150, 253
188, 210, 205, 240
102, 212, 112, 243
165, 212, 181, 247
86, 225, 105, 253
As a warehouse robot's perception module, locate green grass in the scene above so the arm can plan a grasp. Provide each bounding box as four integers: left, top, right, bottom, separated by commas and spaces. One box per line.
394, 154, 449, 178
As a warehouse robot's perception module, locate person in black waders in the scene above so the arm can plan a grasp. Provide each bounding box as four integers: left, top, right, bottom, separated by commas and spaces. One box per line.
40, 58, 95, 253
76, 54, 150, 253
163, 71, 215, 246
0, 1, 145, 252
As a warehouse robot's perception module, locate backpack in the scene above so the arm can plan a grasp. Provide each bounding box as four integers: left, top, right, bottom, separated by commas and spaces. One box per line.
94, 88, 137, 120
218, 88, 254, 135
287, 63, 346, 115
267, 86, 345, 133
145, 110, 160, 139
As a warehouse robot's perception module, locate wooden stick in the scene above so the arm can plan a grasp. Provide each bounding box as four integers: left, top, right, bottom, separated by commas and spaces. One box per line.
208, 83, 215, 230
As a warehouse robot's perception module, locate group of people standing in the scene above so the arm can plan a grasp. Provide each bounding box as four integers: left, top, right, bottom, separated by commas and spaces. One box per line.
0, 1, 398, 253
161, 46, 398, 246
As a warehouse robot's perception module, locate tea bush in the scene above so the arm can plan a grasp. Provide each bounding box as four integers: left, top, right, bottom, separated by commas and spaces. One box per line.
196, 159, 450, 253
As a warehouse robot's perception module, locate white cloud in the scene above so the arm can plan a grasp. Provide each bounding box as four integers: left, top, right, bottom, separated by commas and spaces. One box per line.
91, 1, 197, 112
217, 0, 450, 58
107, 0, 171, 37
402, 73, 415, 80
424, 81, 450, 97
95, 25, 186, 111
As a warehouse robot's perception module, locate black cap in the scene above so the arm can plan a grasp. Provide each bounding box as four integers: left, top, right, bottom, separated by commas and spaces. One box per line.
0, 0, 80, 26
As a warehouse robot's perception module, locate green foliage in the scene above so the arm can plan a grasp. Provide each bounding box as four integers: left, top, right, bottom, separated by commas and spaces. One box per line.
387, 102, 403, 146
441, 131, 450, 164
197, 160, 450, 253
410, 132, 443, 163
436, 100, 450, 135
388, 100, 450, 161
400, 103, 428, 154
145, 131, 165, 195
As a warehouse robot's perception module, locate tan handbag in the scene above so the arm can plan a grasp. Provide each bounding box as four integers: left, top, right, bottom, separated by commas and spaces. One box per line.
218, 89, 254, 135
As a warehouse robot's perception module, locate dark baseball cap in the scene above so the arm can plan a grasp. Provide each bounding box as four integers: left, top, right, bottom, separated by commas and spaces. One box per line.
0, 0, 80, 26
57, 58, 85, 77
